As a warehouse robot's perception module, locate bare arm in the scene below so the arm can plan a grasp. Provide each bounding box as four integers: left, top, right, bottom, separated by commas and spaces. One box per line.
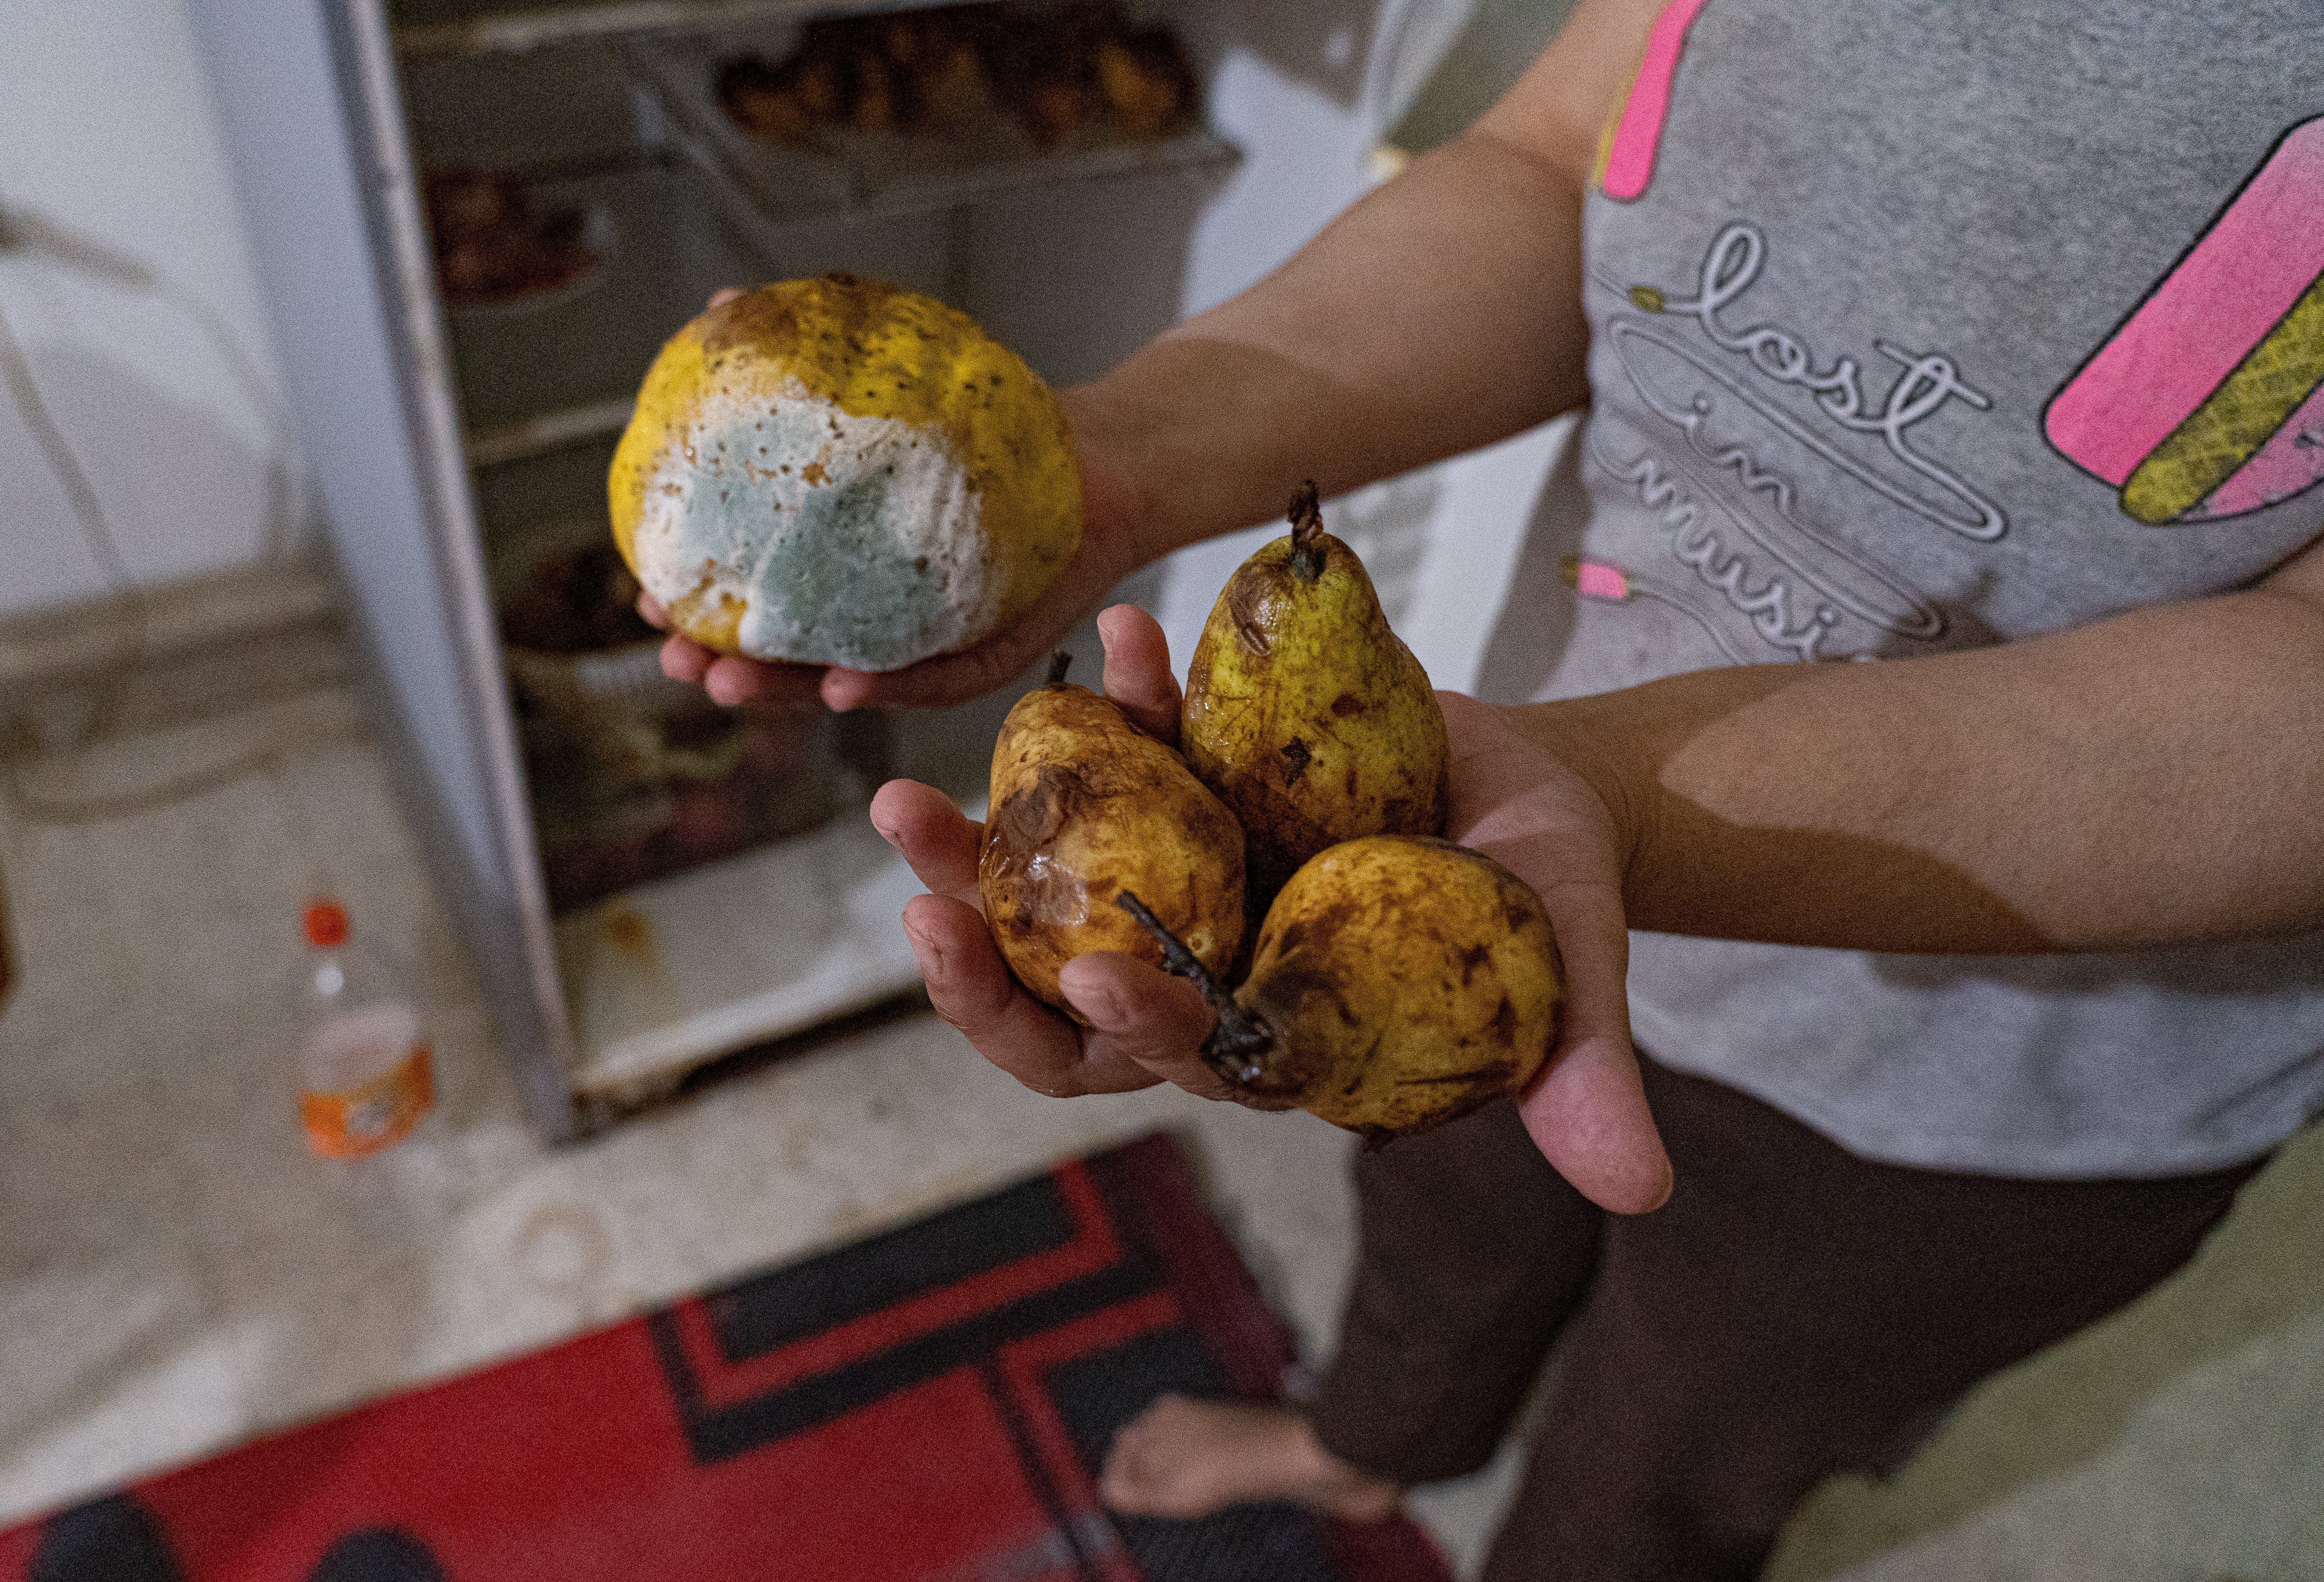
1074, 0, 1663, 562
1520, 532, 2324, 954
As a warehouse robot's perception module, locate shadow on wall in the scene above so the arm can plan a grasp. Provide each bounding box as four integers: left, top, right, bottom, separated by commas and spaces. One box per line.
5, 343, 282, 609
1191, 0, 1384, 107
0, 201, 302, 618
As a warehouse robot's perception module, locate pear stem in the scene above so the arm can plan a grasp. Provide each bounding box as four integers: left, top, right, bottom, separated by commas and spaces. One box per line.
1113, 890, 1275, 1085
1045, 650, 1072, 686
1286, 479, 1326, 582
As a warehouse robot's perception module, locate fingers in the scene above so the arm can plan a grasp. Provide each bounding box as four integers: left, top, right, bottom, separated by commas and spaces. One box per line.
820, 665, 888, 712
880, 788, 1197, 1103
703, 653, 827, 707
657, 628, 827, 704
902, 894, 1159, 1096
819, 592, 1175, 718
869, 778, 985, 906
1061, 952, 1255, 1103
1518, 1035, 1670, 1215
821, 626, 1053, 712
815, 527, 1131, 710
638, 592, 670, 631
1515, 883, 1672, 1213
660, 633, 711, 684
707, 287, 746, 309
1097, 605, 1181, 745
1434, 692, 1671, 1210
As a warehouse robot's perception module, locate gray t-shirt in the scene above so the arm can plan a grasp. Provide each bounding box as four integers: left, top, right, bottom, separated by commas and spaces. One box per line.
1532, 0, 2324, 1176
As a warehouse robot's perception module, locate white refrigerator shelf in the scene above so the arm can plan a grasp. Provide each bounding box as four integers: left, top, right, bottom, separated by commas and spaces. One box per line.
622, 22, 1241, 228
556, 795, 984, 1103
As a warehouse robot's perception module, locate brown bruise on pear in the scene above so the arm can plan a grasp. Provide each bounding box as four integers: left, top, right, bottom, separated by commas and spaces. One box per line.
979, 668, 1246, 1025
1181, 486, 1451, 904
1176, 836, 1563, 1139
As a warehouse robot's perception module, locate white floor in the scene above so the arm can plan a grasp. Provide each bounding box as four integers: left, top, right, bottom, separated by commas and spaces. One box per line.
0, 676, 1518, 1577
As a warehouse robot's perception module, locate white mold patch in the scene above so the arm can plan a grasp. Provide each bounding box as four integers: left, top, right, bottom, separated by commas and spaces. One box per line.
629, 379, 1000, 671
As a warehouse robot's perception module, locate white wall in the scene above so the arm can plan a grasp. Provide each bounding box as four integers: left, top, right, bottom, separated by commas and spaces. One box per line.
0, 0, 302, 619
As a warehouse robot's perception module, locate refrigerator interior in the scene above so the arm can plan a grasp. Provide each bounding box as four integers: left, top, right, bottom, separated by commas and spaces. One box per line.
387, 1, 1264, 1114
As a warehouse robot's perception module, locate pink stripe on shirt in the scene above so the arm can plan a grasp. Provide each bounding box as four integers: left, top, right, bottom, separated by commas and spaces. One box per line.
1600, 0, 1712, 202
2045, 116, 2324, 487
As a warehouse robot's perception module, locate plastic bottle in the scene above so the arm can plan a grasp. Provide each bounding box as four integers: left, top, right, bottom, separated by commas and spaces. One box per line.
295, 898, 435, 1159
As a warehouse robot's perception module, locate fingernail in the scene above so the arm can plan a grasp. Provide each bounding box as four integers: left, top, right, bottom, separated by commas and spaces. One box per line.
871, 818, 902, 850
901, 915, 938, 976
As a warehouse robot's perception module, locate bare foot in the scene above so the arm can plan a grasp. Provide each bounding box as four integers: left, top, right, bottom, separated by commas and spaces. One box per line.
1099, 1394, 1402, 1522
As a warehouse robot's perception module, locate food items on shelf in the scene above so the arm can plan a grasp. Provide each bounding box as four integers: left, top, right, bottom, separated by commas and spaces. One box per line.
1092, 25, 1200, 142
608, 273, 1081, 673
1122, 836, 1565, 1139
720, 6, 992, 140
985, 17, 1092, 150
980, 654, 1245, 1020
499, 542, 658, 654
716, 1, 1197, 151
423, 166, 600, 306
500, 542, 858, 911
1180, 481, 1452, 903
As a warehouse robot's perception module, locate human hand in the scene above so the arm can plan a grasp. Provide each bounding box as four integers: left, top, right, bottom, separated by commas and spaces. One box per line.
640, 291, 1155, 713
1439, 692, 1670, 1212
868, 604, 1268, 1103
872, 604, 1673, 1213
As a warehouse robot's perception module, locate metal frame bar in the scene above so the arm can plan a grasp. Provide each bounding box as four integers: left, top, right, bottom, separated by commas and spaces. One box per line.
394, 0, 941, 58
337, 0, 585, 1138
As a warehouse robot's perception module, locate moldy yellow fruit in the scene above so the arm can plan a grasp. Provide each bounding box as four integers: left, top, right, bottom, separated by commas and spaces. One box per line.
1122, 836, 1562, 1140
609, 274, 1081, 671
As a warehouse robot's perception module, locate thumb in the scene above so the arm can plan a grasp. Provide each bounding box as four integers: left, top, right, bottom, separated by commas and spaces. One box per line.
1517, 881, 1672, 1213
1517, 1033, 1670, 1213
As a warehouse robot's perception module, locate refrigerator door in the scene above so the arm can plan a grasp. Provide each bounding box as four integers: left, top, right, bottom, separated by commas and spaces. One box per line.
188, 0, 578, 1136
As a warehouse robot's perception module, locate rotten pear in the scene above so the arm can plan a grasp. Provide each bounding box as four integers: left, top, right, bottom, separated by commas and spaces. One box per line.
980, 654, 1246, 1020
1120, 835, 1562, 1139
1180, 482, 1450, 902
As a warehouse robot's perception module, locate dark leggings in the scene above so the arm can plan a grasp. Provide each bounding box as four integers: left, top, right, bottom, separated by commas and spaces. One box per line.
1310, 1056, 2264, 1581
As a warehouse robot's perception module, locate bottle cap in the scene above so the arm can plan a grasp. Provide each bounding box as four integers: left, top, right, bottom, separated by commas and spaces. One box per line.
303, 899, 349, 949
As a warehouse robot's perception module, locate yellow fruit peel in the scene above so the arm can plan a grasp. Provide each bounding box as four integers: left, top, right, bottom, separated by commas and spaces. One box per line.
609, 275, 1081, 671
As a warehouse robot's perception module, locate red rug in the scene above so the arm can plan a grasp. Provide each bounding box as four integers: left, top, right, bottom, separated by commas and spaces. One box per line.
0, 1133, 1451, 1582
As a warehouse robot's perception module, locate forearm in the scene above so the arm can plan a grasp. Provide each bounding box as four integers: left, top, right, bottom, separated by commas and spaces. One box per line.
1063, 129, 1599, 566
1530, 576, 2324, 954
